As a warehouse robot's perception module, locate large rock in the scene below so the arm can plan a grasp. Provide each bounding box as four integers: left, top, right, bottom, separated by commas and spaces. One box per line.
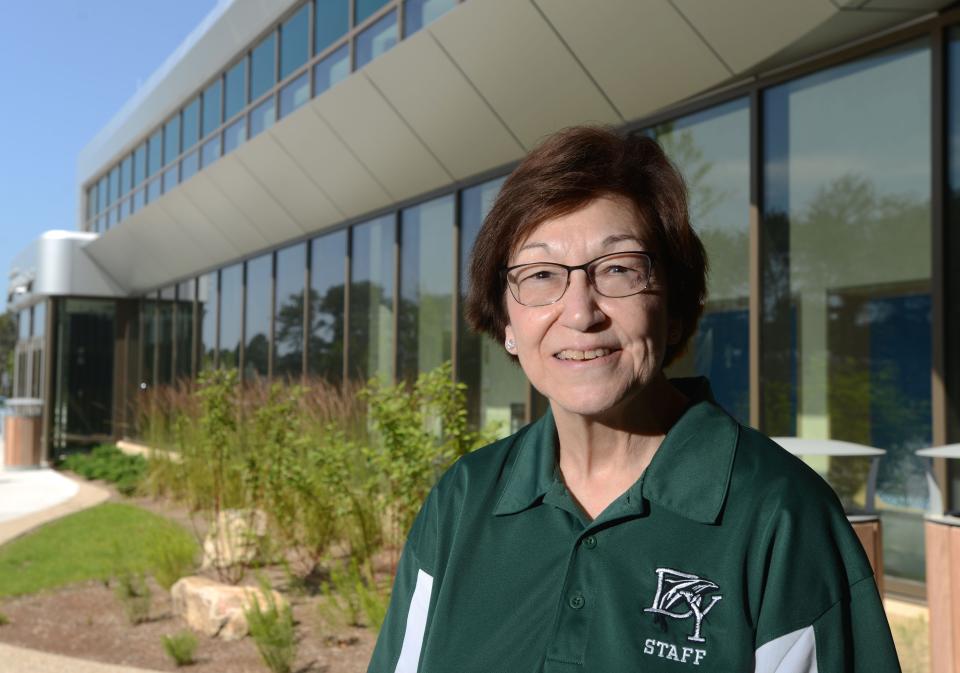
171, 576, 288, 641
201, 509, 267, 570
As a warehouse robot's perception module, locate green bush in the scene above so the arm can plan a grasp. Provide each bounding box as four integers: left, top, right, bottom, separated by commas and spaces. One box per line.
161, 630, 198, 667
61, 444, 147, 495
148, 529, 197, 591
115, 570, 152, 625
0, 611, 9, 626
245, 579, 297, 673
319, 557, 388, 630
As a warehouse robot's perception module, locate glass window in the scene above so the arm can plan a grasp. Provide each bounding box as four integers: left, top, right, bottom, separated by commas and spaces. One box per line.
316, 0, 349, 55
404, 0, 455, 36
175, 279, 195, 379
762, 42, 931, 581
275, 243, 306, 378
164, 114, 181, 166
280, 4, 310, 80
162, 165, 179, 194
314, 44, 350, 96
223, 118, 246, 155
97, 176, 108, 214
245, 254, 272, 379
949, 31, 960, 512
55, 299, 116, 437
356, 0, 389, 25
33, 302, 45, 339
181, 151, 199, 182
109, 166, 120, 206
219, 263, 243, 369
280, 72, 310, 118
224, 59, 247, 121
202, 78, 223, 138
120, 197, 130, 221
96, 215, 106, 233
349, 214, 395, 382
18, 309, 30, 341
141, 296, 156, 386
459, 177, 527, 436
134, 142, 147, 186
309, 229, 347, 383
133, 188, 146, 213
198, 272, 218, 370
201, 136, 221, 168
398, 195, 454, 382
355, 10, 397, 69
157, 287, 174, 385
147, 129, 163, 177
120, 155, 132, 197
249, 97, 276, 138
250, 33, 277, 102
147, 177, 161, 204
655, 98, 750, 423
106, 207, 116, 230
182, 97, 200, 151
86, 186, 97, 221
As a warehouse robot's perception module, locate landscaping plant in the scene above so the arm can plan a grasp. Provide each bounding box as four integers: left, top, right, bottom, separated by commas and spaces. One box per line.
244, 579, 297, 673
148, 528, 198, 591
60, 444, 147, 495
161, 630, 198, 667
115, 570, 152, 625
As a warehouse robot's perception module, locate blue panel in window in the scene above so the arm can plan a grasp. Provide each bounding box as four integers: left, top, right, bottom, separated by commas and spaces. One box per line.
249, 97, 276, 138
225, 59, 246, 121
355, 10, 397, 69
148, 129, 163, 177
162, 165, 179, 194
147, 177, 161, 204
404, 0, 455, 36
201, 136, 221, 168
133, 188, 145, 213
182, 97, 200, 151
250, 33, 277, 102
109, 166, 120, 205
97, 177, 108, 213
316, 0, 349, 54
280, 4, 310, 80
223, 118, 246, 155
202, 78, 223, 138
314, 44, 349, 96
280, 72, 310, 118
120, 155, 132, 197
134, 143, 147, 186
355, 0, 389, 25
181, 150, 199, 182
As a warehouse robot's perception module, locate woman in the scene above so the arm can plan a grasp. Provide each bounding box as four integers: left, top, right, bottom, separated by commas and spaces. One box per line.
368, 127, 900, 673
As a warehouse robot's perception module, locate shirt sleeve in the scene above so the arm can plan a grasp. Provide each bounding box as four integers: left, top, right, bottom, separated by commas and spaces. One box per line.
367, 486, 440, 673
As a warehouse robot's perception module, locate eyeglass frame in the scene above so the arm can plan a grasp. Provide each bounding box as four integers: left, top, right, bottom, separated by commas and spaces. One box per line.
501, 250, 657, 307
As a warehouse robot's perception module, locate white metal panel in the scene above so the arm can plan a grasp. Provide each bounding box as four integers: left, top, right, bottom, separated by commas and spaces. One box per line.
364, 30, 525, 181
193, 158, 271, 254
124, 207, 205, 290
272, 100, 391, 220
536, 0, 731, 122
156, 189, 233, 263
673, 0, 836, 75
314, 73, 452, 201
430, 0, 621, 149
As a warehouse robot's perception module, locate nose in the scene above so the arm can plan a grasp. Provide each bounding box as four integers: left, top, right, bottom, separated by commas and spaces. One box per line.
558, 269, 604, 331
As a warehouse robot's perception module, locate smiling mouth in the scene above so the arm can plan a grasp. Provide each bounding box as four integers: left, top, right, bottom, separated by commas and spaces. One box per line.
554, 348, 616, 361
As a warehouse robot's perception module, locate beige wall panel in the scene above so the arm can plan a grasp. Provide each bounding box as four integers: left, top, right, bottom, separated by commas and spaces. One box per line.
124, 212, 199, 290
274, 102, 391, 220
185, 161, 269, 255
673, 0, 836, 75
156, 190, 234, 263
314, 75, 452, 201
84, 225, 158, 292
240, 132, 342, 234
430, 0, 621, 148
536, 0, 730, 121
364, 33, 524, 180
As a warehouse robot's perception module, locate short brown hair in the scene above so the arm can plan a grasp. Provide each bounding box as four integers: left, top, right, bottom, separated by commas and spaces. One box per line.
464, 126, 707, 367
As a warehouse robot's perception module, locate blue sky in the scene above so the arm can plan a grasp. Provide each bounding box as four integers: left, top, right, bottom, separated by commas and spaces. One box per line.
0, 1, 219, 313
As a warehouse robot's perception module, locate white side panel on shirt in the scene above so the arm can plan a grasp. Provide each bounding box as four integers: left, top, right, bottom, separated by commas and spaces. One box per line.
394, 569, 434, 673
754, 625, 818, 673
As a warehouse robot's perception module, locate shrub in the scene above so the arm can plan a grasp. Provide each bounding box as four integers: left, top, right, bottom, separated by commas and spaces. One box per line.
161, 630, 198, 667
319, 557, 388, 630
0, 611, 9, 626
115, 571, 152, 625
60, 444, 147, 495
245, 579, 297, 673
148, 529, 197, 591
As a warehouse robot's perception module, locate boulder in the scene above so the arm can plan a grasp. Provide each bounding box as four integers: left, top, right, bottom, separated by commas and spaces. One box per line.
201, 509, 267, 570
171, 576, 288, 641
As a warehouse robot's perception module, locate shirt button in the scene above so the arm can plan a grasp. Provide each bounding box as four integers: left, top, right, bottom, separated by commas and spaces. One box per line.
569, 593, 585, 610
583, 535, 597, 549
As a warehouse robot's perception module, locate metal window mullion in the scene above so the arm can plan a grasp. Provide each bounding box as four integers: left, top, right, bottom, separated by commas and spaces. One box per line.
343, 228, 352, 384
397, 0, 406, 39
349, 0, 357, 70
749, 88, 764, 432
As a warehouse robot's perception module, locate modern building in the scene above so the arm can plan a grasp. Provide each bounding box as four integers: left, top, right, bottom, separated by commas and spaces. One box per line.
7, 0, 960, 596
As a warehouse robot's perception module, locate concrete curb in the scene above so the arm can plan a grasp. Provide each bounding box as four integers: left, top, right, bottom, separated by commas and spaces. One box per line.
0, 475, 110, 546
0, 642, 166, 673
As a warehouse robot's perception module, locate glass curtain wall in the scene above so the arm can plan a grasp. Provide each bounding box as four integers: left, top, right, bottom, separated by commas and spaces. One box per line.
762, 42, 932, 581
275, 243, 306, 379
309, 230, 347, 383
398, 195, 454, 382
459, 177, 528, 437
157, 286, 175, 384
948, 30, 960, 511
198, 272, 218, 370
175, 279, 195, 380
220, 263, 243, 369
141, 295, 156, 386
655, 98, 751, 423
245, 254, 273, 379
349, 215, 395, 383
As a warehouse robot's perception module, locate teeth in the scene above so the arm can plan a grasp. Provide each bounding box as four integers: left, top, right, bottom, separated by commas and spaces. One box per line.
555, 348, 611, 361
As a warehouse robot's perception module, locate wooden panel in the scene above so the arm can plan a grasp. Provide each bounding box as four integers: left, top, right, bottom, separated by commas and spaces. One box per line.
925, 520, 960, 673
4, 416, 42, 467
851, 519, 884, 596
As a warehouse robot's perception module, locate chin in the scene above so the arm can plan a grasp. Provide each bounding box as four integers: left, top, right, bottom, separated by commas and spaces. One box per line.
546, 386, 631, 419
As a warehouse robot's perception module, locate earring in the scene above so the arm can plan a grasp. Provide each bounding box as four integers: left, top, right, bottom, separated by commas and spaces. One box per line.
505, 338, 516, 351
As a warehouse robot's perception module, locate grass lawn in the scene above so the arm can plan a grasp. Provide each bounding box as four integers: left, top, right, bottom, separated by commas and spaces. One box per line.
0, 503, 196, 597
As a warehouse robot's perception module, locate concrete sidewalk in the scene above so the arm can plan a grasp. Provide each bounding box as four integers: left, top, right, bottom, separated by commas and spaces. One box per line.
0, 643, 164, 673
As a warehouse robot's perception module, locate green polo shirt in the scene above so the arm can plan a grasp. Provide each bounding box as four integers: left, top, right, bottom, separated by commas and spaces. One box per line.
368, 378, 901, 673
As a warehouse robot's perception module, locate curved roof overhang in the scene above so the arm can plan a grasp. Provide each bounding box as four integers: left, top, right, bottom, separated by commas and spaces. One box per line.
81, 0, 951, 293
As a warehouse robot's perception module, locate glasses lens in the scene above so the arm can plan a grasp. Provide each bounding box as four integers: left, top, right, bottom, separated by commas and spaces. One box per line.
591, 253, 651, 297
508, 264, 568, 306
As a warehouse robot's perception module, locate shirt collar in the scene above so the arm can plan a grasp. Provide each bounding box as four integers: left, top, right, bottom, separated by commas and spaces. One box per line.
492, 377, 739, 524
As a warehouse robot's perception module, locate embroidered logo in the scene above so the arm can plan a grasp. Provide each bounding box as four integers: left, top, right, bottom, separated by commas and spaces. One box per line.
644, 567, 723, 643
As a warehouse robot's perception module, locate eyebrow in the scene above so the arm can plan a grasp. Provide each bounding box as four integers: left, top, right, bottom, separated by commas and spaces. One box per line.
517, 233, 643, 254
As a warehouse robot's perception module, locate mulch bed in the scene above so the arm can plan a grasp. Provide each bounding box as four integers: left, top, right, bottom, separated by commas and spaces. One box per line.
0, 480, 378, 672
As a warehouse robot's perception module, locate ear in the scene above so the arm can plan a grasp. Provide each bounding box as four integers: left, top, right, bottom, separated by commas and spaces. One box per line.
504, 324, 517, 352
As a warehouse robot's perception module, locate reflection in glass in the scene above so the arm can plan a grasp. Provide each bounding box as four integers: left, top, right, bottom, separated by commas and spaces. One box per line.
133, 189, 145, 213
162, 166, 178, 194
158, 286, 174, 385
404, 0, 455, 36
762, 42, 931, 580
356, 10, 397, 70
250, 34, 277, 102
350, 215, 394, 382
654, 98, 750, 423
460, 177, 527, 437
948, 32, 960, 512
398, 195, 454, 382
33, 302, 45, 339
275, 244, 306, 378
316, 0, 349, 55
164, 115, 181, 166
182, 97, 200, 151
356, 0, 389, 25
134, 143, 147, 186
309, 230, 346, 383
147, 178, 161, 204
175, 279, 194, 379
97, 177, 108, 214
198, 272, 217, 370
250, 98, 276, 138
314, 45, 350, 96
180, 151, 199, 182
225, 59, 246, 121
219, 264, 243, 369
109, 166, 120, 206
120, 155, 132, 197
245, 254, 272, 379
141, 296, 156, 386
201, 136, 221, 168
202, 79, 222, 138
148, 129, 163, 177
224, 118, 246, 155
280, 73, 310, 118
280, 4, 309, 80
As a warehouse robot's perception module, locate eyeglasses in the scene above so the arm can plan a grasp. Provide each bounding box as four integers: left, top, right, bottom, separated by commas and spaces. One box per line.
502, 251, 656, 307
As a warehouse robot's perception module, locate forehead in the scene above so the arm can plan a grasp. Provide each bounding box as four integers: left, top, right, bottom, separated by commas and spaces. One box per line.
513, 196, 649, 260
